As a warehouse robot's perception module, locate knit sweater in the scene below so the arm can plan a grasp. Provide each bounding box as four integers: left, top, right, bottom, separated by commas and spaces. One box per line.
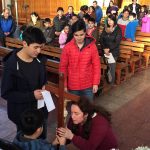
67, 114, 118, 150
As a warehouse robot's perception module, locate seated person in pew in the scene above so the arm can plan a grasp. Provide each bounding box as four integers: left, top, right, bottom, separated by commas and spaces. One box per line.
13, 109, 66, 150
57, 97, 118, 150
117, 9, 130, 40
86, 17, 98, 42
141, 10, 150, 33
59, 20, 100, 101
59, 24, 69, 48
0, 8, 16, 46
1, 26, 48, 139
138, 5, 148, 26
125, 12, 139, 42
28, 12, 43, 29
42, 18, 55, 45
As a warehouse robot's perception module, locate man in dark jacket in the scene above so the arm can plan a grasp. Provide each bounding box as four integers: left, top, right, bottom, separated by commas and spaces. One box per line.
0, 8, 16, 46
93, 1, 103, 26
128, 0, 141, 18
1, 26, 48, 139
53, 7, 68, 36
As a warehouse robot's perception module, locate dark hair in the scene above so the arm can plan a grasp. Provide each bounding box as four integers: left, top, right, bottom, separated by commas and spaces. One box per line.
129, 12, 136, 18
20, 109, 44, 135
44, 18, 51, 23
71, 20, 86, 35
71, 97, 111, 139
57, 7, 64, 12
141, 5, 148, 14
83, 14, 91, 21
89, 6, 95, 12
30, 12, 40, 20
80, 5, 88, 12
22, 26, 46, 45
68, 6, 74, 10
122, 8, 130, 14
72, 14, 79, 19
88, 17, 95, 23
107, 14, 117, 27
20, 25, 27, 32
93, 1, 97, 4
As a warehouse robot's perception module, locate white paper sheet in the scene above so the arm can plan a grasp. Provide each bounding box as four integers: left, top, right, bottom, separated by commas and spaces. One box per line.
38, 99, 44, 109
37, 90, 55, 112
42, 90, 55, 112
104, 53, 116, 64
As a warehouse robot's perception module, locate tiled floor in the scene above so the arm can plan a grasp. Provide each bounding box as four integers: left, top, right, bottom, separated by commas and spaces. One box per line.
1, 68, 150, 149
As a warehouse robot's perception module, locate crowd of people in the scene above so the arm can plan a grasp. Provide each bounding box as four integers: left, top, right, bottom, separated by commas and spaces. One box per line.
0, 0, 150, 150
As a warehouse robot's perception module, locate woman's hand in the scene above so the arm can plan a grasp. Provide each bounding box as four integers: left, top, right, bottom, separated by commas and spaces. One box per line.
57, 127, 74, 140
52, 135, 66, 145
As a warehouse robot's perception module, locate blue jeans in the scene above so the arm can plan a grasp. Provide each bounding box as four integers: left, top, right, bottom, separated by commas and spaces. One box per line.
69, 87, 93, 101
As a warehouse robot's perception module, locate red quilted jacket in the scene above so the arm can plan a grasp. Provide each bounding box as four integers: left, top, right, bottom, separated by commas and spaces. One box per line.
59, 36, 101, 90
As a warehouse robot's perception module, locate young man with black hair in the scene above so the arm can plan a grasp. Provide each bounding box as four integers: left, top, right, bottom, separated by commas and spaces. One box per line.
1, 26, 48, 139
13, 109, 66, 150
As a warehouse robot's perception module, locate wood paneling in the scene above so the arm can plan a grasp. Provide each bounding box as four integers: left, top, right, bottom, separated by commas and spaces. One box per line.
11, 0, 89, 24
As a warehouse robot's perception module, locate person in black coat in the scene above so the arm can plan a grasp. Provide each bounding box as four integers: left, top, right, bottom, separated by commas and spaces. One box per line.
1, 26, 48, 139
128, 0, 141, 18
100, 14, 122, 86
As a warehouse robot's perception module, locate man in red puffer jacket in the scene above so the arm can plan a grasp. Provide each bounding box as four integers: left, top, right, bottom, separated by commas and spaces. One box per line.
59, 20, 101, 101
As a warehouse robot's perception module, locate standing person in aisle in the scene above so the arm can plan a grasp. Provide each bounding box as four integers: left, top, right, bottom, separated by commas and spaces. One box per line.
1, 26, 48, 139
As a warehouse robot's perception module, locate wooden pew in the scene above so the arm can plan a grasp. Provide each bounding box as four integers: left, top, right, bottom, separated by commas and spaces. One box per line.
120, 41, 145, 75
135, 31, 150, 68
5, 37, 23, 48
116, 49, 132, 84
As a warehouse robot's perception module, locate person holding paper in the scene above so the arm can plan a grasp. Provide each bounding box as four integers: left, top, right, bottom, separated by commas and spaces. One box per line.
59, 20, 100, 101
1, 26, 48, 139
100, 14, 122, 86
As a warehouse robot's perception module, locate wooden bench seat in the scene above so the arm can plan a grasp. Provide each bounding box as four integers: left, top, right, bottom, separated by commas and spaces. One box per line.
120, 41, 144, 75
5, 37, 23, 48
135, 31, 150, 68
116, 48, 132, 84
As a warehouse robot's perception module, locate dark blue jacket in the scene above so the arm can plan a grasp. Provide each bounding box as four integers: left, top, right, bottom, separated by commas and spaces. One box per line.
1, 49, 48, 126
95, 6, 103, 24
0, 15, 16, 37
13, 132, 66, 150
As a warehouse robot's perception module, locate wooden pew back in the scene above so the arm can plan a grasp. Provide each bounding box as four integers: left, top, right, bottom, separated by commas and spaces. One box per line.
5, 37, 23, 48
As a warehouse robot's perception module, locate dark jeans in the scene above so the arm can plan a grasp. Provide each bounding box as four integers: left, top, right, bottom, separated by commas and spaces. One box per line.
69, 87, 93, 101
108, 57, 117, 85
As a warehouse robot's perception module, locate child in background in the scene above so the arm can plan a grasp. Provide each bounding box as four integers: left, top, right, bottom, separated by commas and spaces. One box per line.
19, 25, 27, 40
141, 10, 150, 33
86, 17, 97, 41
13, 109, 66, 150
139, 5, 148, 26
43, 18, 55, 45
125, 13, 139, 42
59, 24, 70, 48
